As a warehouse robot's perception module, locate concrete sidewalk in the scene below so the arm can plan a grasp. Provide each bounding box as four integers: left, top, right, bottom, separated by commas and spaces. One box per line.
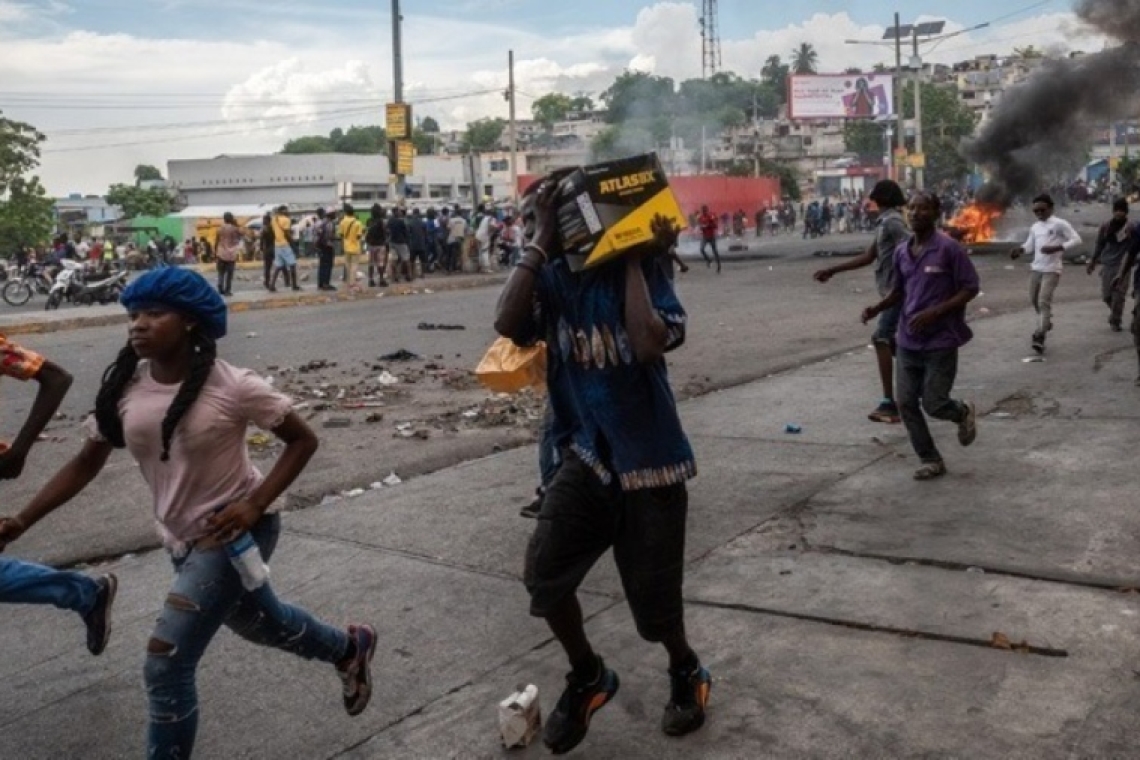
0, 271, 508, 337
2, 297, 1139, 759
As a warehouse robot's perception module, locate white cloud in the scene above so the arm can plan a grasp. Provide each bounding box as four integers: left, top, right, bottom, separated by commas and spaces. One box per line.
0, 2, 1113, 196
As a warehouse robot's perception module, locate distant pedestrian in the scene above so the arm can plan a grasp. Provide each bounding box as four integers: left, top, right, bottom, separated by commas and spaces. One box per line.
365, 204, 389, 288
445, 208, 467, 273
259, 213, 275, 291
12, 269, 377, 757
0, 335, 117, 659
697, 204, 721, 273
408, 208, 428, 280
862, 192, 980, 481
1086, 198, 1135, 331
1112, 232, 1140, 384
338, 203, 364, 292
271, 205, 301, 292
214, 212, 242, 297
1010, 194, 1082, 354
314, 207, 337, 291
387, 208, 412, 282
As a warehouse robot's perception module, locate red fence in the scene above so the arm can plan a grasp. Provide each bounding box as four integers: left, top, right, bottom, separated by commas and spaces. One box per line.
517, 175, 782, 220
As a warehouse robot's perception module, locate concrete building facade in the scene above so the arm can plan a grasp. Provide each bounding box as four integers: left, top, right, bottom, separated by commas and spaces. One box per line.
167, 152, 526, 209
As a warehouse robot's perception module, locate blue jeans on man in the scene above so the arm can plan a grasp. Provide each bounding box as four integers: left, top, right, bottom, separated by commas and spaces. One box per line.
0, 557, 97, 613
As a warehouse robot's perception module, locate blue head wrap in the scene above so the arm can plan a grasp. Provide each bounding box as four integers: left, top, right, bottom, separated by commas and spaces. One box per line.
120, 268, 228, 339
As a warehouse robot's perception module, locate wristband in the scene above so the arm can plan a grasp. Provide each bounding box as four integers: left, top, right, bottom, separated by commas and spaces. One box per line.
516, 260, 541, 277
524, 244, 548, 263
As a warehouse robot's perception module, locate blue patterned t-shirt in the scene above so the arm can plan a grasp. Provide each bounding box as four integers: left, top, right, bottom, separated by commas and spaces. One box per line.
512, 257, 696, 491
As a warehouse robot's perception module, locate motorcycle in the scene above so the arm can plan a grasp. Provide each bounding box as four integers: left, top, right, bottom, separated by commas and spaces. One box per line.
71, 269, 129, 306
2, 264, 54, 307
45, 259, 86, 310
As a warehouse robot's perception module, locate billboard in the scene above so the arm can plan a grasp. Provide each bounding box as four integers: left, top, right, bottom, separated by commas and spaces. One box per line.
788, 74, 894, 120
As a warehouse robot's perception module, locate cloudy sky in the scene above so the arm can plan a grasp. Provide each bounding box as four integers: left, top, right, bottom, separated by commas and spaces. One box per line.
0, 0, 1106, 196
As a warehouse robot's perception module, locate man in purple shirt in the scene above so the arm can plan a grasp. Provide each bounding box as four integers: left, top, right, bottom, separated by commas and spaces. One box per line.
862, 192, 980, 480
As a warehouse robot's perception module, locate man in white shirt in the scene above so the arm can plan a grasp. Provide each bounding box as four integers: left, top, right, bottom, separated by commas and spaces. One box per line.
1011, 194, 1082, 354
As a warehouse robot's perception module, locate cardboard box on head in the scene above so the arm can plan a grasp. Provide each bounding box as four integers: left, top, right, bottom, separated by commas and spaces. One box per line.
555, 153, 687, 271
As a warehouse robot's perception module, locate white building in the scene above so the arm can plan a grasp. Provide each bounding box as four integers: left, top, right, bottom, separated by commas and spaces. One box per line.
551, 111, 608, 143
167, 152, 527, 209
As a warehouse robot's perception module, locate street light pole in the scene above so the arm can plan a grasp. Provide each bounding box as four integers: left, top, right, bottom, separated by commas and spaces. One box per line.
391, 0, 404, 200
507, 50, 519, 205
894, 12, 904, 183
912, 31, 925, 190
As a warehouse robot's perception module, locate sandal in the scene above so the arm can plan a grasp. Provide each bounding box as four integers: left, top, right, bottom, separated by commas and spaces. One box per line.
913, 462, 947, 481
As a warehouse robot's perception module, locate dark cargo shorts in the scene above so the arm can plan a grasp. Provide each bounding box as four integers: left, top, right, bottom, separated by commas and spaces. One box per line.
524, 450, 688, 643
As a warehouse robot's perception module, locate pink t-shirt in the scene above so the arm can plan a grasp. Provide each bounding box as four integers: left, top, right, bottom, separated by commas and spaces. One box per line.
85, 359, 292, 549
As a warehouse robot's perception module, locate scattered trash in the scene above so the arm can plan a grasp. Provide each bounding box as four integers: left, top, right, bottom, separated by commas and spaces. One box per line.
319, 494, 342, 507
383, 473, 402, 486
1022, 356, 1045, 363
978, 307, 991, 315
377, 371, 400, 386
784, 424, 803, 434
247, 433, 272, 447
990, 412, 1013, 419
499, 684, 542, 749
462, 409, 480, 418
365, 412, 385, 424
246, 332, 259, 338
370, 482, 385, 490
379, 349, 422, 362
323, 417, 353, 429
966, 567, 985, 574
417, 322, 466, 331
396, 423, 413, 432
342, 488, 366, 498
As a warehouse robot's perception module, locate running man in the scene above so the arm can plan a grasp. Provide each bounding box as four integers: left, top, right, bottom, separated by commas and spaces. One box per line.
815, 180, 910, 424
0, 333, 117, 656
1087, 198, 1135, 332
861, 192, 980, 481
697, 205, 721, 273
1010, 194, 1082, 354
496, 176, 710, 754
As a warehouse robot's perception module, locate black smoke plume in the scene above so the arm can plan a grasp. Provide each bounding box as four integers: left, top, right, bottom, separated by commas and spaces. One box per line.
964, 0, 1140, 206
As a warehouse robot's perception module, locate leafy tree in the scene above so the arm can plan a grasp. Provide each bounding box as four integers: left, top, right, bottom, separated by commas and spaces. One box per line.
282, 135, 334, 154
791, 43, 819, 75
0, 112, 53, 256
531, 92, 574, 128
1013, 46, 1043, 59
844, 120, 889, 163
420, 116, 441, 133
412, 128, 437, 156
106, 184, 172, 219
761, 56, 790, 102
600, 71, 675, 123
463, 117, 507, 152
1118, 156, 1140, 193
281, 125, 387, 154
568, 94, 595, 113
898, 82, 978, 186
133, 164, 164, 185
0, 176, 52, 256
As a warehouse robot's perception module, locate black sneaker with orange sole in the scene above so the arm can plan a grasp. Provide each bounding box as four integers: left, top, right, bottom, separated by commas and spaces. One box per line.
543, 657, 620, 755
662, 663, 712, 737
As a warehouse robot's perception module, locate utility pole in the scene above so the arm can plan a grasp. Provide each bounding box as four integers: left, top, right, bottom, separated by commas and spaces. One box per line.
391, 0, 404, 200
507, 50, 519, 205
912, 30, 925, 190
893, 12, 904, 184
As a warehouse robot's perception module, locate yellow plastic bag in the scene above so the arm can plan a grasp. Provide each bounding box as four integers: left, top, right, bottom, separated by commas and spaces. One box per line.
476, 337, 547, 393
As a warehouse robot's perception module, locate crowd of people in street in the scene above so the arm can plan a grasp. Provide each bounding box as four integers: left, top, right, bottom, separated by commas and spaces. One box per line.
7, 162, 1140, 758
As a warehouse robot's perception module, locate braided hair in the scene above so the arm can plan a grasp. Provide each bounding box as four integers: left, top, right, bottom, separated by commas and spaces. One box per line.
94, 329, 218, 462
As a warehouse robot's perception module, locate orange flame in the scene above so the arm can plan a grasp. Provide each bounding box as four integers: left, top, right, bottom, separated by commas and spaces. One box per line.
948, 203, 1003, 244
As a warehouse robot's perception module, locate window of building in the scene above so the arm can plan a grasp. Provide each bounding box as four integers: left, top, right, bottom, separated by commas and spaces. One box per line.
489, 159, 509, 172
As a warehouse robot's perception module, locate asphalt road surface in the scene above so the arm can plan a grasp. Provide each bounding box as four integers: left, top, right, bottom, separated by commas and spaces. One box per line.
1, 221, 1103, 565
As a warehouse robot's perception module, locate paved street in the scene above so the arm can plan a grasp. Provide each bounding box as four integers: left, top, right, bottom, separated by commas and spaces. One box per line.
1, 283, 1137, 758
1, 223, 1100, 566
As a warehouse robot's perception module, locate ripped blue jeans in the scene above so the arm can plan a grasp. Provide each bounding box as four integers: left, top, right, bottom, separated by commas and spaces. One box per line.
146, 514, 348, 759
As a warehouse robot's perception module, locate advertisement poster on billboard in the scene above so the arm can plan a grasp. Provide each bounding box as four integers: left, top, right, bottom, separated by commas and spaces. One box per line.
788, 74, 894, 120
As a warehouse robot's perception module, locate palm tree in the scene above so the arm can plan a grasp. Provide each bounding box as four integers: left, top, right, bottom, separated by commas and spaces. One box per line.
791, 43, 819, 75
